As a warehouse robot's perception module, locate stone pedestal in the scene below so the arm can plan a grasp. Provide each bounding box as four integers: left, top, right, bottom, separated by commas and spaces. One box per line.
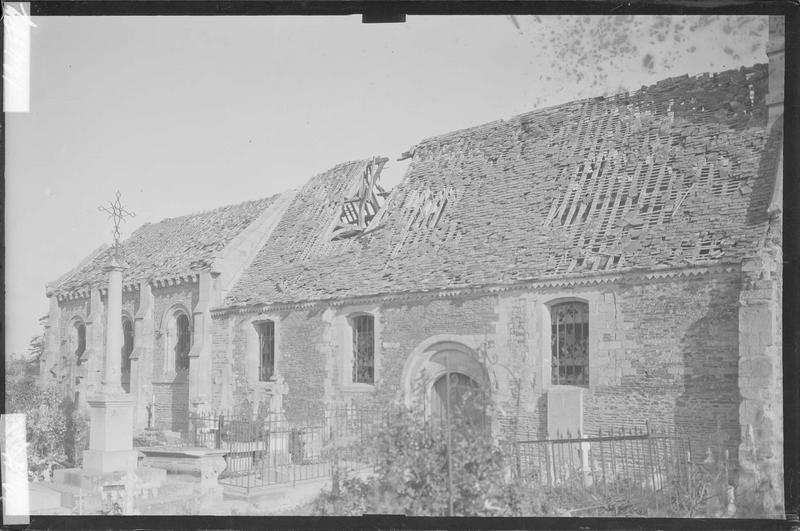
83, 396, 138, 474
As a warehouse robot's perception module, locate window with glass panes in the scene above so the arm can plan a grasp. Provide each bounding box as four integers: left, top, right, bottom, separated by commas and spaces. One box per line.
175, 313, 192, 371
256, 321, 275, 381
351, 315, 374, 384
550, 301, 589, 386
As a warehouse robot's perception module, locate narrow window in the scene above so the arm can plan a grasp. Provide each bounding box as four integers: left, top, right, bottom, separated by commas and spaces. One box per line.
256, 321, 275, 382
352, 315, 375, 384
75, 322, 86, 364
175, 313, 191, 371
551, 301, 589, 386
121, 317, 134, 393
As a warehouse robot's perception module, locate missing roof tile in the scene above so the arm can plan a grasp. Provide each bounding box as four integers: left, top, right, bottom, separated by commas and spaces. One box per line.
332, 157, 390, 240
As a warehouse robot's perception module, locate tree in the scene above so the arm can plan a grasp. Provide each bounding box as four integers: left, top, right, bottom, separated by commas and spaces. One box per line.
5, 322, 90, 480
507, 15, 768, 107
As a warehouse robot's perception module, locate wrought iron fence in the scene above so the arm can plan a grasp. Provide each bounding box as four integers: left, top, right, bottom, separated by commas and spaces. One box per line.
512, 423, 704, 514
188, 407, 388, 495
183, 406, 731, 515
515, 423, 690, 487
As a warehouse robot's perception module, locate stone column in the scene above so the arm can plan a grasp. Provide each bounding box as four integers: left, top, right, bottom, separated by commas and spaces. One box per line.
102, 260, 126, 393
40, 294, 62, 386
737, 248, 783, 517
85, 288, 105, 398
83, 257, 138, 475
188, 271, 214, 416
130, 282, 155, 430
766, 15, 784, 127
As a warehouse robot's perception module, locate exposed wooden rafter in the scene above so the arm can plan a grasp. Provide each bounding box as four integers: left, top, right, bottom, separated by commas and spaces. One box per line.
332, 156, 389, 240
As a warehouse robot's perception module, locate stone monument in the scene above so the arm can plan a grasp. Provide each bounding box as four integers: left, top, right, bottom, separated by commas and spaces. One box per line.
52, 192, 166, 514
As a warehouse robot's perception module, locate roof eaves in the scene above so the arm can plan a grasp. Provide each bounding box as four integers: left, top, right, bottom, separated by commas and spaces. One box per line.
46, 243, 110, 297
210, 261, 742, 318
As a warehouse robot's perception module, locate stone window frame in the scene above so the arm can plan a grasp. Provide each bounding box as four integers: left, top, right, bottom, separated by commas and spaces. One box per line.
67, 316, 87, 365
351, 313, 376, 384
335, 304, 382, 392
535, 293, 602, 391
254, 319, 277, 383
244, 313, 283, 392
158, 303, 193, 378
121, 311, 135, 393
549, 300, 590, 387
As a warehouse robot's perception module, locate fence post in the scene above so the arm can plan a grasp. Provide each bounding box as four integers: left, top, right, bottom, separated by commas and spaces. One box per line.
331, 410, 340, 497
646, 421, 658, 513
687, 450, 693, 503
217, 414, 223, 450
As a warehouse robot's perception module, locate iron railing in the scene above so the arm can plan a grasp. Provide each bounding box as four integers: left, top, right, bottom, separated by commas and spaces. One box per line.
512, 423, 707, 514
188, 407, 388, 495
515, 423, 691, 487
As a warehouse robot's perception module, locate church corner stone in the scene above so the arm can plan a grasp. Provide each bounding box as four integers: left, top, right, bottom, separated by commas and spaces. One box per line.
737, 247, 783, 517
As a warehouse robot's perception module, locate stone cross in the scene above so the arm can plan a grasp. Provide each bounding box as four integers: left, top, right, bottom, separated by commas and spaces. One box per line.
98, 191, 135, 258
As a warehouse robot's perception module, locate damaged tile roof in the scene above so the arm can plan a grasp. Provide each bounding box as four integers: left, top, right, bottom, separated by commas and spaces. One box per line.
51, 195, 281, 296
226, 64, 778, 308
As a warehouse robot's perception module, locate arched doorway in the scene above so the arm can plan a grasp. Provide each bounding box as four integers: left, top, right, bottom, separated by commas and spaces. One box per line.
430, 371, 488, 430
400, 336, 491, 431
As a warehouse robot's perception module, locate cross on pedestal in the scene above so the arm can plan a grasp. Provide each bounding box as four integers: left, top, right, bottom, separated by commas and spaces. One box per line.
98, 190, 136, 259
81, 191, 138, 474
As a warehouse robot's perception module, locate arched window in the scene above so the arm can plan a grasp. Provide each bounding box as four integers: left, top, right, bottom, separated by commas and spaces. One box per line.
175, 313, 191, 372
351, 314, 375, 384
255, 320, 275, 382
72, 321, 86, 365
121, 317, 134, 393
550, 301, 589, 386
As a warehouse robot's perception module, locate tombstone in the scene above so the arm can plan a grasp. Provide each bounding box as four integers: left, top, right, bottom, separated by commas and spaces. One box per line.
547, 386, 590, 485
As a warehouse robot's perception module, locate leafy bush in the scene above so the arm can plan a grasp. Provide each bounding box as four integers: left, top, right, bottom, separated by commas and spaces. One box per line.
312, 406, 548, 516
6, 354, 91, 480
7, 381, 69, 481
62, 395, 90, 467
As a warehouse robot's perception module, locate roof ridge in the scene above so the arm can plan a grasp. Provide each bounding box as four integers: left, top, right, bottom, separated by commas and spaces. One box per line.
413, 63, 767, 147
137, 192, 283, 228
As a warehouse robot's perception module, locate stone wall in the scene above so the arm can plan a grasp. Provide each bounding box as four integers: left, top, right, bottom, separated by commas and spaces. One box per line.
737, 247, 783, 516
46, 281, 201, 433
587, 272, 742, 460
149, 283, 199, 432
218, 309, 328, 421
217, 269, 744, 461
152, 377, 190, 432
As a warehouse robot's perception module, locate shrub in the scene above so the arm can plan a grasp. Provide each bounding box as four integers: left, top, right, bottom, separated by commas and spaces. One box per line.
12, 384, 69, 481
312, 405, 548, 516
6, 357, 92, 480
62, 395, 90, 467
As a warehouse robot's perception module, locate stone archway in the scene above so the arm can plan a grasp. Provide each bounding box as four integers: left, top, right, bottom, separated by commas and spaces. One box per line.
400, 335, 490, 427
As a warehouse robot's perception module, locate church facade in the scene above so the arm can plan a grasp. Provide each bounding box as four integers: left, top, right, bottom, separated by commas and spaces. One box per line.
41, 28, 784, 514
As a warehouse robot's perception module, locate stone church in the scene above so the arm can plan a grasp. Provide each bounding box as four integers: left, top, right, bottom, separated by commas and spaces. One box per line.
40, 20, 784, 515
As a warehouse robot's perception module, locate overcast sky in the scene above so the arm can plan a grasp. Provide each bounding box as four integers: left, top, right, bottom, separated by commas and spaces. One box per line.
5, 15, 768, 357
